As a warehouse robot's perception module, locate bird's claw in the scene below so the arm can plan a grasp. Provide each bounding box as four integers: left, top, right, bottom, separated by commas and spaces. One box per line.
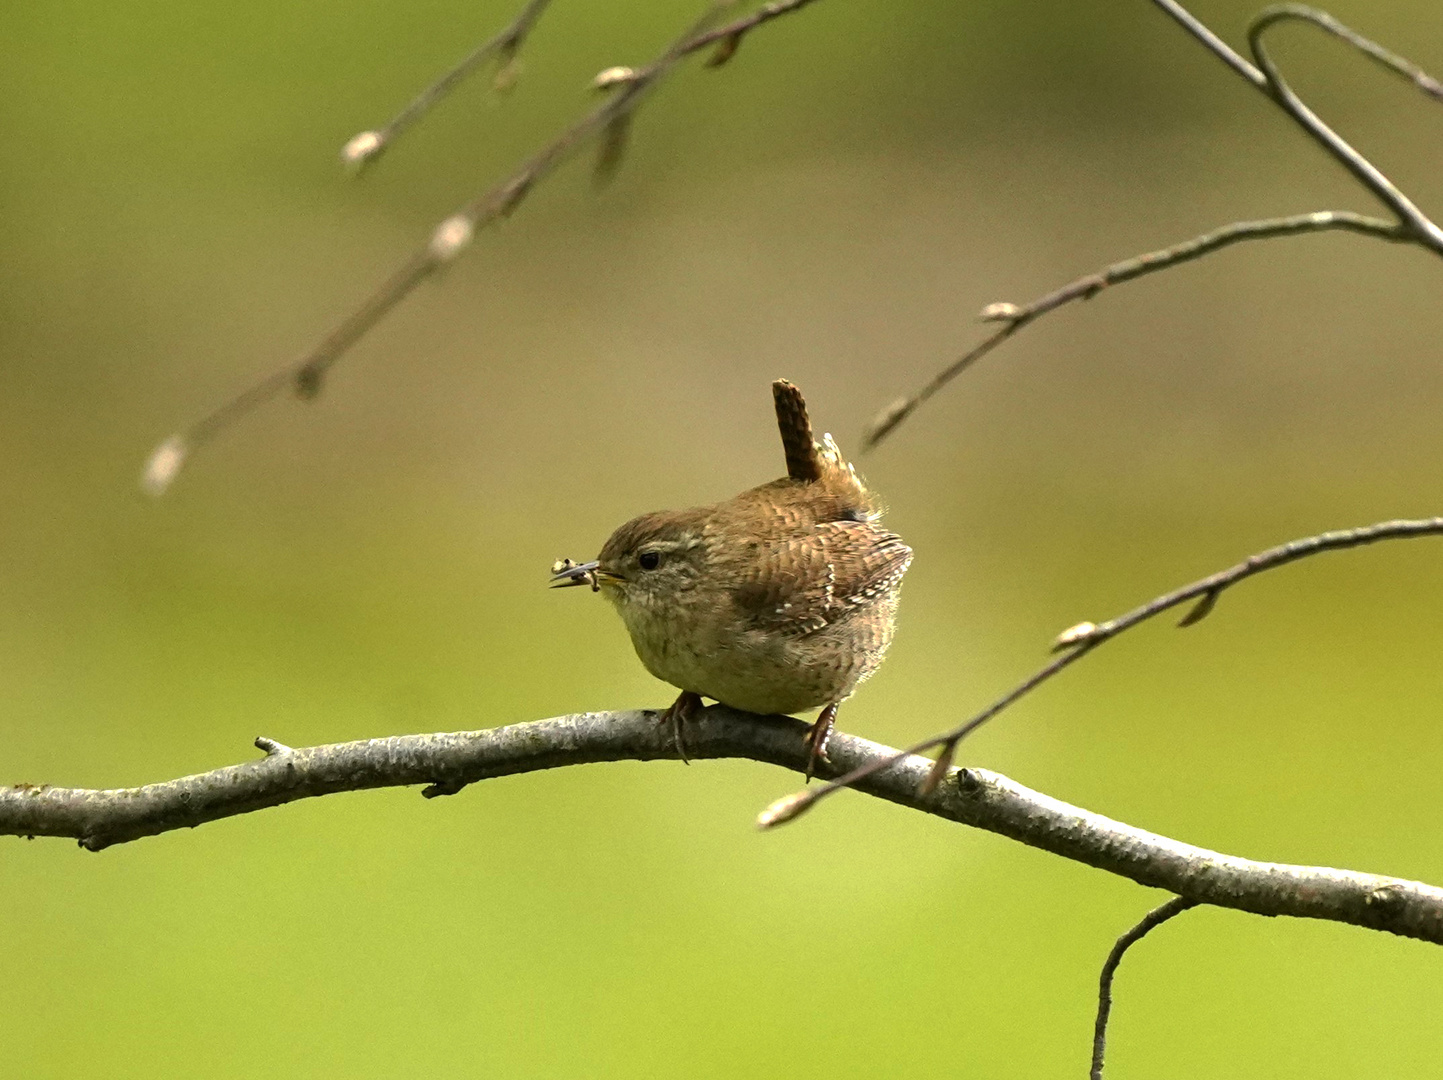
803, 703, 838, 782
662, 691, 703, 764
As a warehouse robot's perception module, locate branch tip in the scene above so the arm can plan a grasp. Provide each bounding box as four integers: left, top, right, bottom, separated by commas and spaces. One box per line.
1092, 895, 1199, 1080
978, 301, 1022, 322
340, 130, 384, 171
140, 435, 189, 497
756, 790, 814, 829
254, 737, 293, 756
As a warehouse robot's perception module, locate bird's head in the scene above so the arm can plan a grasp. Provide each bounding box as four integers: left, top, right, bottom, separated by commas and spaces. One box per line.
550, 508, 710, 616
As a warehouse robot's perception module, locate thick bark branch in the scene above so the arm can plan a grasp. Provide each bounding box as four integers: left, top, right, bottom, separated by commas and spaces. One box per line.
4, 707, 1440, 945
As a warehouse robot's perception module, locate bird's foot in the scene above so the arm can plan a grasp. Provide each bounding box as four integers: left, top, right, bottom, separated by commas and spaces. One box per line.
803, 702, 839, 782
661, 691, 704, 764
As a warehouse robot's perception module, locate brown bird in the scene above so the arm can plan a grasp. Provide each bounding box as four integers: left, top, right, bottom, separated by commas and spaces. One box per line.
551, 380, 912, 777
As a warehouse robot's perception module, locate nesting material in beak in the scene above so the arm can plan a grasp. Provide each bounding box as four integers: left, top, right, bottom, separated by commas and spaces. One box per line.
550, 559, 601, 591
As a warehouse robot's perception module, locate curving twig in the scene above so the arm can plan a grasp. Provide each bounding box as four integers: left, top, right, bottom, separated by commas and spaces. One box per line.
865, 1, 1443, 448
3, 708, 1441, 946
1091, 896, 1199, 1080
861, 210, 1407, 446
760, 517, 1443, 826
1243, 4, 1443, 250
141, 0, 822, 495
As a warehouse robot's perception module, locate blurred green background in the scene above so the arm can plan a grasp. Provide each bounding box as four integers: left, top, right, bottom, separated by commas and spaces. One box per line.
2, 0, 1442, 1074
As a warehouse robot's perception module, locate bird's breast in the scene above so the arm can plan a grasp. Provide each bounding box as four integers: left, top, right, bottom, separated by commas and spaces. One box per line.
613, 575, 901, 716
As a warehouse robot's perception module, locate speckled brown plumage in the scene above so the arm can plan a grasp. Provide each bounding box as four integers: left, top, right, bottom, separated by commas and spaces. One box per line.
553, 380, 912, 773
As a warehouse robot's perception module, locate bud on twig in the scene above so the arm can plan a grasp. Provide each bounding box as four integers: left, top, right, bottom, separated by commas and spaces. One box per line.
341, 130, 384, 170
428, 215, 475, 263
1053, 620, 1100, 650
756, 791, 813, 829
592, 66, 638, 91
140, 435, 189, 497
979, 301, 1022, 322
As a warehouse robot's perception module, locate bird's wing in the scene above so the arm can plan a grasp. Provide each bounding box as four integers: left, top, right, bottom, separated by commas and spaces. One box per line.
731, 520, 913, 635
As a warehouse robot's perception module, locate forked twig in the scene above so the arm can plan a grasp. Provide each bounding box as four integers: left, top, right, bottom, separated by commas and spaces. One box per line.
865, 1, 1443, 448
142, 0, 821, 495
1243, 4, 1443, 249
1091, 896, 1199, 1080
758, 517, 1443, 828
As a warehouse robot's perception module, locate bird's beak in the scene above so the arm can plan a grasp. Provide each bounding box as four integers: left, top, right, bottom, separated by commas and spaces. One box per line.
550, 560, 626, 593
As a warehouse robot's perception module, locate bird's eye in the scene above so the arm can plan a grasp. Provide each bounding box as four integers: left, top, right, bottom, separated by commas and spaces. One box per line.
638, 550, 661, 571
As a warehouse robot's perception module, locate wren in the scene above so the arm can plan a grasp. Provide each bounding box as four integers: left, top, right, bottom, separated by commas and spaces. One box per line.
551, 380, 912, 777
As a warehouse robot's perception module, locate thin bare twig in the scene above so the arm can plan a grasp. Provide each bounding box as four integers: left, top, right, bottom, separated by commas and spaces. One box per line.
341, 0, 823, 170
679, 0, 823, 67
1251, 4, 1443, 99
340, 0, 556, 171
1091, 897, 1199, 1080
759, 516, 1443, 826
866, 1, 1443, 448
3, 709, 1441, 945
141, 0, 822, 495
861, 210, 1406, 447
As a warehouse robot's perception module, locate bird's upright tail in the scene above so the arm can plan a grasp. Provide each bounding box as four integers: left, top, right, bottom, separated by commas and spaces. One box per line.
771, 379, 875, 516
772, 379, 823, 483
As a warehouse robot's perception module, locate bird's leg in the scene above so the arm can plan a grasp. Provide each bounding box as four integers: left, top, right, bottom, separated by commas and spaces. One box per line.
661, 691, 703, 764
803, 702, 839, 782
